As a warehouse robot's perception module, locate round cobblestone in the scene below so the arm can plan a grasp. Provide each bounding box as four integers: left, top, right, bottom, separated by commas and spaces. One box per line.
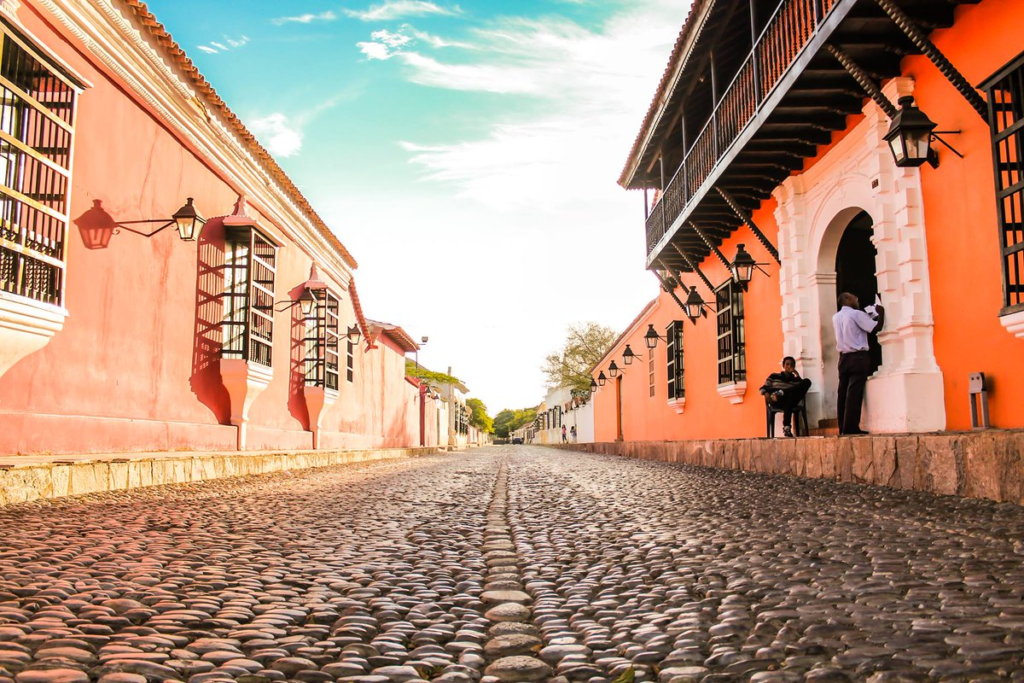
0, 446, 1021, 682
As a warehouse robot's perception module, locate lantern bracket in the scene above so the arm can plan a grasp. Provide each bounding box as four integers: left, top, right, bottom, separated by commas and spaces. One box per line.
930, 131, 964, 165
112, 219, 176, 238
111, 198, 207, 242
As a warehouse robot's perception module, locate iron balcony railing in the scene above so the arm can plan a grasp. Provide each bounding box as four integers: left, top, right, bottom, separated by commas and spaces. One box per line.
646, 0, 840, 257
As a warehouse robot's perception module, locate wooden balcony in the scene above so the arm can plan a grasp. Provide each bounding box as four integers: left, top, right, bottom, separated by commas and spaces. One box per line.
643, 0, 977, 269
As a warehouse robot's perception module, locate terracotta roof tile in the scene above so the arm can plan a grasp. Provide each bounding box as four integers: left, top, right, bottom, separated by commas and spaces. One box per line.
122, 0, 358, 270
365, 318, 420, 353
348, 278, 371, 349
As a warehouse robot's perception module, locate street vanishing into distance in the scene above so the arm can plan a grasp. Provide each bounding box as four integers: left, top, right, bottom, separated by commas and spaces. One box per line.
1, 447, 1024, 683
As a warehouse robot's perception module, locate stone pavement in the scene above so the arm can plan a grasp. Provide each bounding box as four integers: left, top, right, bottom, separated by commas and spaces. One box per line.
1, 446, 1023, 683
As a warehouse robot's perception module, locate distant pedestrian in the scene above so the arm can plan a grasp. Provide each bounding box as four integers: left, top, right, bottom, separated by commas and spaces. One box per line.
561, 425, 567, 443
570, 425, 577, 442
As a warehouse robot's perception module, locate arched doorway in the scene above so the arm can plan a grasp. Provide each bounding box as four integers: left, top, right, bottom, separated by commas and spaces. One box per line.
774, 82, 946, 433
835, 211, 882, 374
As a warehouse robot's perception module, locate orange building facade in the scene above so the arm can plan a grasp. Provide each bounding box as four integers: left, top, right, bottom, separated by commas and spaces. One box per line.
0, 0, 436, 454
598, 0, 1024, 441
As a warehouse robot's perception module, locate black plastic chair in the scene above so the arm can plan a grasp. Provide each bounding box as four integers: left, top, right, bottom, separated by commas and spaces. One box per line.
765, 393, 808, 437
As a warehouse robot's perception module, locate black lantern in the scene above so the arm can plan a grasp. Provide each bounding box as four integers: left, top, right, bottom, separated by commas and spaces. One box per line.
597, 371, 608, 387
622, 345, 637, 366
644, 324, 660, 349
297, 287, 319, 316
608, 360, 620, 378
590, 377, 598, 393
884, 96, 937, 168
347, 325, 362, 343
731, 244, 757, 286
172, 197, 207, 242
685, 286, 709, 322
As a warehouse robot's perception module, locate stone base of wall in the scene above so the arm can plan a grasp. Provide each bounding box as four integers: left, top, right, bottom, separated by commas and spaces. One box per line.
0, 446, 437, 506
553, 430, 1024, 505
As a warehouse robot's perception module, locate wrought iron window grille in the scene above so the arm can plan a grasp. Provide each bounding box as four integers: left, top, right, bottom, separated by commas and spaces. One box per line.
715, 280, 746, 386
0, 23, 82, 307
981, 53, 1024, 315
221, 226, 278, 368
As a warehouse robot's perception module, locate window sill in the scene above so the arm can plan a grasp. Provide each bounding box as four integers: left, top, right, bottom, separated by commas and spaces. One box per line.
0, 291, 68, 379
716, 381, 747, 405
667, 397, 686, 414
999, 309, 1024, 340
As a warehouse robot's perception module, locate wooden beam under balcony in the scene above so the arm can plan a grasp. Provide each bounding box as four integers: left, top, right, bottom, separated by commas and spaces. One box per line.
643, 0, 981, 269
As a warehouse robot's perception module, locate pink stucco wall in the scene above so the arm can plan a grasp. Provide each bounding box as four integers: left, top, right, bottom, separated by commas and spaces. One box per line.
0, 1, 422, 455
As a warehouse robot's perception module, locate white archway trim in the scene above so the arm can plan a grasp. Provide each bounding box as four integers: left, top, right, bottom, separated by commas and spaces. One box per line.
773, 78, 945, 434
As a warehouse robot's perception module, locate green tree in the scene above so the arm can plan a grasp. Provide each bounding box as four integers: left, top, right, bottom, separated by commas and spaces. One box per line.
493, 407, 539, 439
405, 360, 463, 388
542, 322, 617, 397
466, 398, 493, 433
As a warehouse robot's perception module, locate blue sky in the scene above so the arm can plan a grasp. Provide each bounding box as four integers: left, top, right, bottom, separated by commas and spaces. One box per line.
145, 0, 690, 412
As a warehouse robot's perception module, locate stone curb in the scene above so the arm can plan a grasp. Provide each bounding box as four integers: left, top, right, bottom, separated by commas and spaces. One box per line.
546, 429, 1024, 505
0, 446, 438, 506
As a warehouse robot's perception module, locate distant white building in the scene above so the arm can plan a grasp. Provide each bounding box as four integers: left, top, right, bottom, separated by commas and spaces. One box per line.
539, 386, 593, 444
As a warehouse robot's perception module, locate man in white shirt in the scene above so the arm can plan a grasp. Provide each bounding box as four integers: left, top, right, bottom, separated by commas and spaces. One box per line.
832, 292, 885, 435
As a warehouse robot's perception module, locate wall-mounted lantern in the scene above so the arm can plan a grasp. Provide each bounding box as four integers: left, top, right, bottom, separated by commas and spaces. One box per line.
278, 265, 329, 314
590, 377, 598, 393
731, 244, 768, 290
171, 198, 207, 241
644, 324, 665, 349
608, 360, 620, 379
300, 288, 321, 316
347, 325, 363, 343
117, 197, 207, 241
684, 286, 714, 323
597, 371, 608, 387
884, 96, 937, 168
622, 344, 639, 366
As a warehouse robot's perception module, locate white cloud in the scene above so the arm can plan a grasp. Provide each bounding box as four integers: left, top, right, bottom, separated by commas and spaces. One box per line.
345, 0, 459, 21
392, 1, 688, 211
357, 41, 396, 60
272, 10, 337, 25
322, 1, 693, 411
356, 25, 472, 62
196, 35, 248, 55
358, 29, 414, 59
375, 29, 414, 48
249, 113, 303, 157
406, 27, 473, 49
248, 89, 360, 158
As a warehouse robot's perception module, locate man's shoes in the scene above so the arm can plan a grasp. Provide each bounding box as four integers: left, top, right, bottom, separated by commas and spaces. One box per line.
783, 426, 794, 438
842, 429, 869, 436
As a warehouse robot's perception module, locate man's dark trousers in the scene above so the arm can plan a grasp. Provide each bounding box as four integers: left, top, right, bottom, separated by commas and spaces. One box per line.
777, 378, 812, 428
837, 350, 871, 434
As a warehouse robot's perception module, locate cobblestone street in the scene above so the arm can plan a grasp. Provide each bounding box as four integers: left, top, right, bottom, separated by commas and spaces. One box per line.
2, 446, 1024, 683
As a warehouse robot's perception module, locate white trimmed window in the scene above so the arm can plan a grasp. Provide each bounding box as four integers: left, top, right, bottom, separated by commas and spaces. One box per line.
665, 320, 684, 399
0, 24, 80, 307
222, 227, 278, 367
715, 280, 746, 385
305, 290, 340, 390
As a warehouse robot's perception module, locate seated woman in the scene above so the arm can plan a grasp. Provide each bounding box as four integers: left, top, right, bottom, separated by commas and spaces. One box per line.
759, 356, 812, 437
